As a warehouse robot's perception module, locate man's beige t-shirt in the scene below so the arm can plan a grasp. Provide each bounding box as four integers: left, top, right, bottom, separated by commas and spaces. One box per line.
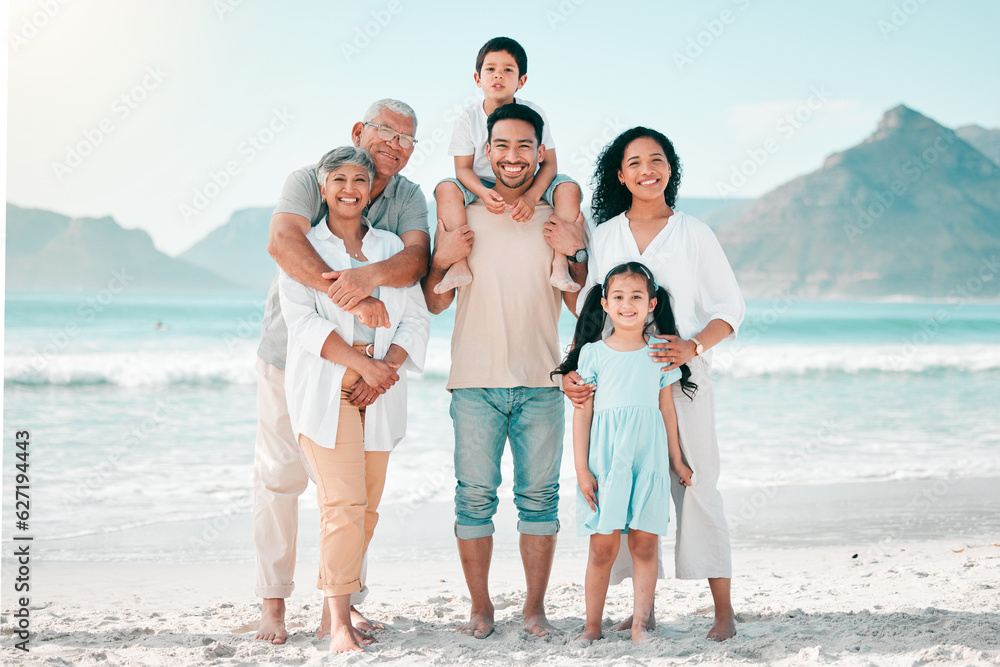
446, 200, 563, 390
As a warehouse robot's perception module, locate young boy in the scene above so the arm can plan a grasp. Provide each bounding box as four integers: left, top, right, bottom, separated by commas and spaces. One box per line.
433, 36, 583, 295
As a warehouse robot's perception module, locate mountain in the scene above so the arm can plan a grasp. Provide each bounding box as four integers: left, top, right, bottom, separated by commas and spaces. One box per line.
5, 204, 240, 291
676, 197, 752, 230
716, 105, 1000, 299
179, 207, 275, 291
956, 125, 1000, 166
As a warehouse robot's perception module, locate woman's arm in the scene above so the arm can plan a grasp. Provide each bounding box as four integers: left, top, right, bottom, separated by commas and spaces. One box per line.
649, 318, 734, 371
279, 271, 399, 394
660, 387, 692, 486
573, 396, 598, 511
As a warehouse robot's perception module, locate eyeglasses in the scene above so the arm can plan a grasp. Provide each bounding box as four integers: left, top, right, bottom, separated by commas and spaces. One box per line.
364, 122, 417, 149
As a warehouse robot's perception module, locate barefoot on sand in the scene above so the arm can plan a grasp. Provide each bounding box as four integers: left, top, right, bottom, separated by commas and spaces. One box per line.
255, 598, 288, 645
318, 602, 375, 644
611, 610, 656, 632
351, 605, 386, 633
574, 628, 602, 645
458, 612, 495, 639
706, 614, 737, 641
632, 622, 656, 645
523, 611, 562, 638
329, 625, 365, 653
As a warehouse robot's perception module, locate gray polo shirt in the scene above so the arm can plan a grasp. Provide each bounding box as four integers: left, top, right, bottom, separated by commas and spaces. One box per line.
257, 164, 429, 368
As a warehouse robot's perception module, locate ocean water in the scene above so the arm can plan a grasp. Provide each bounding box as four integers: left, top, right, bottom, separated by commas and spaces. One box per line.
3, 291, 999, 559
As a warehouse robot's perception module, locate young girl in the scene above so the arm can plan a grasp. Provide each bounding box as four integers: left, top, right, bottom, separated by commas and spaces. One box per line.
553, 261, 696, 644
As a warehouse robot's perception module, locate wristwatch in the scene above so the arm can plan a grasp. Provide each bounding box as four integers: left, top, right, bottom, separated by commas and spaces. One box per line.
567, 248, 588, 263
691, 337, 704, 357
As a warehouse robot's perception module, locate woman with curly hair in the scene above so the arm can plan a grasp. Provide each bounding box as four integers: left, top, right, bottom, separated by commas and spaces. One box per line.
562, 127, 744, 641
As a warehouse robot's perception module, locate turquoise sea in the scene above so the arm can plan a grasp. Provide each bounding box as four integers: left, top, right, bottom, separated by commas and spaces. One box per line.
3, 291, 999, 561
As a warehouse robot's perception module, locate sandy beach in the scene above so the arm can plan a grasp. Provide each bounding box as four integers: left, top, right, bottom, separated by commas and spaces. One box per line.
3, 479, 998, 665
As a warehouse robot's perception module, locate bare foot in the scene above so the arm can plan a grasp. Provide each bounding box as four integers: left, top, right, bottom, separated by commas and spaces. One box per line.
458, 611, 495, 639
434, 263, 473, 294
574, 627, 602, 644
611, 609, 657, 632
523, 611, 562, 638
256, 598, 288, 645
351, 606, 386, 633
352, 626, 376, 646
328, 625, 364, 653
707, 614, 736, 641
318, 598, 330, 639
632, 621, 656, 644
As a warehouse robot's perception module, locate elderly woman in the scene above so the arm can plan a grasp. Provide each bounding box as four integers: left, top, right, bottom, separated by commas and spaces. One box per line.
563, 127, 744, 641
278, 146, 429, 653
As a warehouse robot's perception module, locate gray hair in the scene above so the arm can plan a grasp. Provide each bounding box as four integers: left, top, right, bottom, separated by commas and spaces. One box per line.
362, 98, 418, 133
316, 146, 375, 187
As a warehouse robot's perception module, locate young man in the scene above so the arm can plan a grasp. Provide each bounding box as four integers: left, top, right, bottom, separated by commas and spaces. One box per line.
423, 103, 588, 639
254, 99, 430, 645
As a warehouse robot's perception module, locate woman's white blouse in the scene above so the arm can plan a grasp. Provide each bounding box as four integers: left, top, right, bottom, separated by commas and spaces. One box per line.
278, 222, 429, 451
581, 211, 745, 365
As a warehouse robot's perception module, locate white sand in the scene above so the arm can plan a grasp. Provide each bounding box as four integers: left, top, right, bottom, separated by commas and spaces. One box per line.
4, 538, 999, 666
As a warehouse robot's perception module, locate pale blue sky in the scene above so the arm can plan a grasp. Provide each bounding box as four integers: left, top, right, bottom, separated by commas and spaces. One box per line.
5, 0, 999, 255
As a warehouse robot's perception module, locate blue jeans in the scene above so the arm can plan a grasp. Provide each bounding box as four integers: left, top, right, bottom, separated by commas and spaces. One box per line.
438, 174, 578, 208
450, 387, 564, 539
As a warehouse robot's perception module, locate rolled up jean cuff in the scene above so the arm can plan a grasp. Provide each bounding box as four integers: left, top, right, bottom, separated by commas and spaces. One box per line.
517, 519, 560, 536
454, 521, 496, 540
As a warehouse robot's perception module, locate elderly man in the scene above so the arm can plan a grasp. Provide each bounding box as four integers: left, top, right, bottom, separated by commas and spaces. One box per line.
423, 103, 587, 639
254, 99, 429, 644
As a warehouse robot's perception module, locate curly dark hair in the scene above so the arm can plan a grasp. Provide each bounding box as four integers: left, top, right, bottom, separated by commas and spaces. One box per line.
590, 127, 683, 225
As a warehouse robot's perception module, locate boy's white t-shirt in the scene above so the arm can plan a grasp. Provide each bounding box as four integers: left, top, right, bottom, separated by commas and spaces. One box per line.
447, 98, 556, 181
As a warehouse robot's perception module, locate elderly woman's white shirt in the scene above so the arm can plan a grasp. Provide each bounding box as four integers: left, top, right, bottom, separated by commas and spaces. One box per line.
581, 211, 745, 365
278, 221, 429, 451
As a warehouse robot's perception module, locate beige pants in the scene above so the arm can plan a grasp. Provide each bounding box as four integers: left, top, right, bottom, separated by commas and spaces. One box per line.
298, 368, 390, 597
253, 358, 373, 603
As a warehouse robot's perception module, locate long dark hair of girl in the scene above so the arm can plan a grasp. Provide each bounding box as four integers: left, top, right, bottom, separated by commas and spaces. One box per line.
590, 126, 683, 225
552, 262, 697, 399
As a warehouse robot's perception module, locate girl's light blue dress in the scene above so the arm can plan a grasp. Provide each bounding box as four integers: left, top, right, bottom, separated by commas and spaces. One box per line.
576, 340, 681, 537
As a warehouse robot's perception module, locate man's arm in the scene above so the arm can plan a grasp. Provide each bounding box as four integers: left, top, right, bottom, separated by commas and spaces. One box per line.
421, 220, 473, 314
325, 229, 430, 310
541, 211, 588, 312
268, 212, 334, 293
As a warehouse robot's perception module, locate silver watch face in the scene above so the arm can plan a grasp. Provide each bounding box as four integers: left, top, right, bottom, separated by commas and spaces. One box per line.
572, 249, 587, 262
